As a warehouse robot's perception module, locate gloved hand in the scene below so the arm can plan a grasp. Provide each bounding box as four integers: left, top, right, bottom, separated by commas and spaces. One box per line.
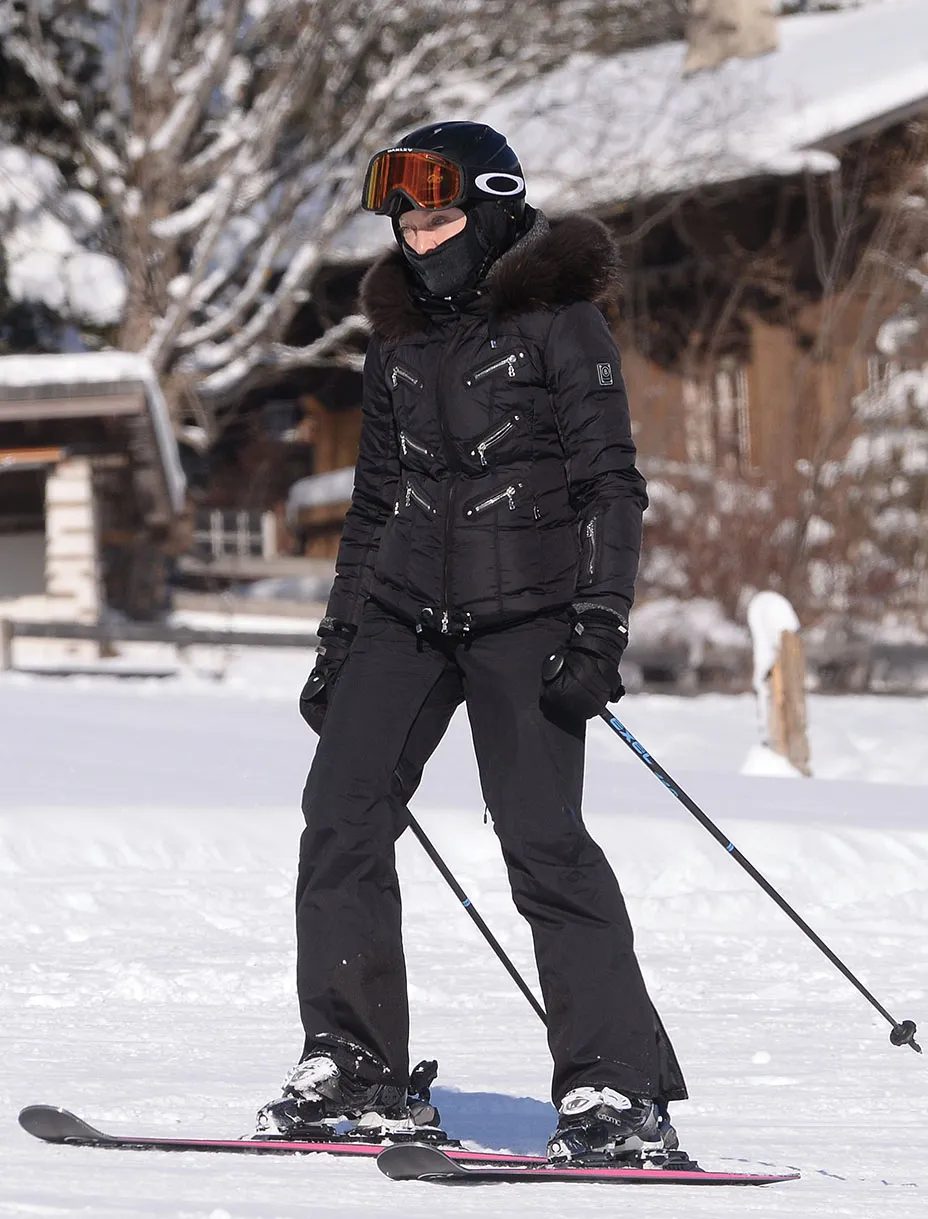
540, 605, 629, 721
299, 617, 356, 735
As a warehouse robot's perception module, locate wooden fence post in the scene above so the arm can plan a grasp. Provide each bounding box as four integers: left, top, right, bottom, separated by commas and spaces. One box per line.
0, 619, 13, 673
747, 591, 812, 776
768, 629, 812, 776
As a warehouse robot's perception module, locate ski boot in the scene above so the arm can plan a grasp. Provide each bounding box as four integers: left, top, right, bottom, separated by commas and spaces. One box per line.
547, 1087, 694, 1168
255, 1034, 446, 1144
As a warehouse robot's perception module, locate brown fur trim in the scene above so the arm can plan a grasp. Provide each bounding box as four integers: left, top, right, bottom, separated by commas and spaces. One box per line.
358, 255, 429, 342
360, 213, 620, 341
488, 215, 620, 320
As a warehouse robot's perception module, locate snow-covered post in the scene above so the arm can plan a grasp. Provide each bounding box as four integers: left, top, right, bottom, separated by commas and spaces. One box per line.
746, 591, 811, 777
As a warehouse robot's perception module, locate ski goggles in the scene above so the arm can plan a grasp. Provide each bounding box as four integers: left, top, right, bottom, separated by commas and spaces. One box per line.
362, 149, 465, 214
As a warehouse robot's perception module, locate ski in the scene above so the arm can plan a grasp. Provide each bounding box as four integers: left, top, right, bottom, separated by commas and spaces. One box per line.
17, 1105, 535, 1166
376, 1142, 801, 1186
20, 1105, 801, 1185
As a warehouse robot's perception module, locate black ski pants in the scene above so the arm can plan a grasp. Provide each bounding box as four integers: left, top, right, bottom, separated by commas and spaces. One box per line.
296, 599, 687, 1105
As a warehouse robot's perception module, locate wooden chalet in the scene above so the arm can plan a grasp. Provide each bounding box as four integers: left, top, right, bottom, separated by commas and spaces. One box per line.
0, 352, 185, 624
277, 3, 928, 627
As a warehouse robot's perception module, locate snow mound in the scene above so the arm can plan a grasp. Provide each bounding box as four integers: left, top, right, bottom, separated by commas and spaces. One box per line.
741, 742, 804, 778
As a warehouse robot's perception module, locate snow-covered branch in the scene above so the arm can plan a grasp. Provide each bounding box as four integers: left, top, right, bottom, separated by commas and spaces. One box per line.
137, 0, 197, 85
147, 3, 245, 160
6, 19, 125, 205
199, 311, 371, 398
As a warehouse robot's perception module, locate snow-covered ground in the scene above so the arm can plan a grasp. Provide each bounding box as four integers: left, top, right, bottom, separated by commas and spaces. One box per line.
2, 659, 927, 1217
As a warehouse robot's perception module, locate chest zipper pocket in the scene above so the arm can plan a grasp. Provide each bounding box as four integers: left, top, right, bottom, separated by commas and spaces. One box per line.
400, 430, 433, 461
579, 513, 600, 584
399, 479, 436, 517
390, 363, 423, 391
469, 412, 523, 467
463, 350, 528, 388
463, 481, 524, 519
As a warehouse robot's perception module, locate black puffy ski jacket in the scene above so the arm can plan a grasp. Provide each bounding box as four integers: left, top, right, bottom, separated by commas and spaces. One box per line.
324, 211, 648, 633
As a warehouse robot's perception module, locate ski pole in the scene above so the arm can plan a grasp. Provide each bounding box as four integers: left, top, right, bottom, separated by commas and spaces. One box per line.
405, 810, 548, 1025
598, 708, 920, 1054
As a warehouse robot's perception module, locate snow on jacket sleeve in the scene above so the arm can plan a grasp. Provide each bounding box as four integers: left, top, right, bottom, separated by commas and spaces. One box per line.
323, 340, 400, 629
546, 301, 648, 618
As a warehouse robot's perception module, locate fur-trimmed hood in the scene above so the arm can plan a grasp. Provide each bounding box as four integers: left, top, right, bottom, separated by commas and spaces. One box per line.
359, 211, 620, 342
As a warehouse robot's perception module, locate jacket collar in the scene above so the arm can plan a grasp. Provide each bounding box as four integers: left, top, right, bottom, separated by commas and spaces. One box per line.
359, 210, 620, 342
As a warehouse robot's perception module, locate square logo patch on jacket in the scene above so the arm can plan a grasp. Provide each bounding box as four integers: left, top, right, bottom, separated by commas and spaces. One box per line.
596, 361, 614, 387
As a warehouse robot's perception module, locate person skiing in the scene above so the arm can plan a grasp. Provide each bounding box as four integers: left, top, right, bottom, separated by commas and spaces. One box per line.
257, 120, 687, 1164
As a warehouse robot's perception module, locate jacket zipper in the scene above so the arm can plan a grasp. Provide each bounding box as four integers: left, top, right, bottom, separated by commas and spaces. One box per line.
463, 350, 527, 387
464, 481, 524, 518
390, 363, 423, 390
405, 480, 436, 515
400, 430, 432, 460
469, 413, 522, 467
581, 514, 599, 582
435, 344, 458, 631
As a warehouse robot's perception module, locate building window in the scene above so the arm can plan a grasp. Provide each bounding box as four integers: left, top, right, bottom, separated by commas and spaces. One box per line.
682, 361, 751, 472
192, 509, 277, 561
0, 466, 47, 600
0, 466, 46, 533
262, 399, 304, 442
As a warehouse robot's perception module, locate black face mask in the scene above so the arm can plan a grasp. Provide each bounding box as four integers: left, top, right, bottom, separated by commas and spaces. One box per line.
398, 201, 523, 299
400, 219, 490, 298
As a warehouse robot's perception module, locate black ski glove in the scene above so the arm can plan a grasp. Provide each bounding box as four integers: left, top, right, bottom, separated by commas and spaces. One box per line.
299, 617, 356, 735
541, 605, 629, 722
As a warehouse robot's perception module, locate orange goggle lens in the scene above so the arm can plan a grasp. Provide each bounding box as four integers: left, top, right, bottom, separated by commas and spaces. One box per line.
362, 150, 464, 213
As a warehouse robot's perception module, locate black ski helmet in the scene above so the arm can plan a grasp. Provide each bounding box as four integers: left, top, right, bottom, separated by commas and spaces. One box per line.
366, 121, 529, 298
375, 121, 526, 217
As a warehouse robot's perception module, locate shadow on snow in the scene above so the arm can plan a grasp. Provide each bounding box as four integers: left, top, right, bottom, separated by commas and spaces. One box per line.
431, 1087, 554, 1155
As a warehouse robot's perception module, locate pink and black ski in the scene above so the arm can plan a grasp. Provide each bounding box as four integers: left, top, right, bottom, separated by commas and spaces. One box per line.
377, 1141, 801, 1186
17, 1105, 531, 1165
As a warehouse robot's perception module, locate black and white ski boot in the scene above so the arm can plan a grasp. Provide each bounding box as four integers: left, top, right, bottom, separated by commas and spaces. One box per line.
255, 1036, 445, 1144
547, 1087, 687, 1167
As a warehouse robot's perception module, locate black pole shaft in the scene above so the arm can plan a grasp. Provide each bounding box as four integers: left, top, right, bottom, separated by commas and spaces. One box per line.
600, 709, 921, 1053
405, 810, 548, 1026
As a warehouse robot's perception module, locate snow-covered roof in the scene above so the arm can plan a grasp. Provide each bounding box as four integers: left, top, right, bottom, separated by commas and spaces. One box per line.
326, 1, 928, 263
286, 465, 355, 522
478, 0, 928, 211
0, 352, 185, 513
